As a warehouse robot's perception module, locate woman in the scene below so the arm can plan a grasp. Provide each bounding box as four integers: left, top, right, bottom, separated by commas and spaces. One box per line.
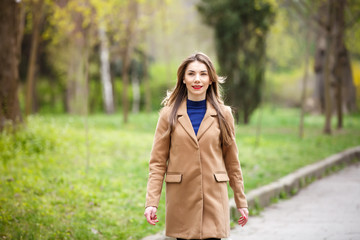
144, 52, 248, 240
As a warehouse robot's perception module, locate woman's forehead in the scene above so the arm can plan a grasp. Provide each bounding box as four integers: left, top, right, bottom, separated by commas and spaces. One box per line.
186, 61, 208, 71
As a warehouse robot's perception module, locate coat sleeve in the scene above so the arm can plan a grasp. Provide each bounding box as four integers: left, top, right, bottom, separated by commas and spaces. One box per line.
145, 107, 171, 208
222, 106, 248, 208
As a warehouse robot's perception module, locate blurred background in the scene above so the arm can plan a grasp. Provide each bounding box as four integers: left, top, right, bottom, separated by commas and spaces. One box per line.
1, 0, 359, 121
1, 0, 360, 239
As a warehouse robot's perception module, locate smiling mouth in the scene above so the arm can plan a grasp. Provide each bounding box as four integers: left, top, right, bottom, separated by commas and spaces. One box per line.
192, 86, 202, 90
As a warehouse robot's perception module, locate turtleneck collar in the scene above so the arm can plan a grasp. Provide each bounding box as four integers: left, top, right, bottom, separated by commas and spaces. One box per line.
187, 98, 207, 108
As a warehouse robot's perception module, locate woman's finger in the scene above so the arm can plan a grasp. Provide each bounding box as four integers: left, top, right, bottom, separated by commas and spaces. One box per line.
151, 209, 157, 219
144, 207, 158, 225
238, 215, 248, 226
237, 208, 249, 226
145, 213, 155, 225
238, 219, 246, 225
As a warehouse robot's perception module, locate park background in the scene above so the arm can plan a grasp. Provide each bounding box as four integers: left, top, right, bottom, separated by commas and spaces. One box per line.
1, 0, 360, 239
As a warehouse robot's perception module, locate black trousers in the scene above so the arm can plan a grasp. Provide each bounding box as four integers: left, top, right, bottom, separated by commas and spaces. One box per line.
177, 238, 220, 240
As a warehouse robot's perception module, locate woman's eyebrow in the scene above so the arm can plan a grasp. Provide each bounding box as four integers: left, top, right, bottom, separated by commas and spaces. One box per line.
186, 69, 208, 72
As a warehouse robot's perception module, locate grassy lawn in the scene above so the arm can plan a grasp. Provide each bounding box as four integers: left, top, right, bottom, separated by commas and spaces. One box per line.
1, 107, 359, 239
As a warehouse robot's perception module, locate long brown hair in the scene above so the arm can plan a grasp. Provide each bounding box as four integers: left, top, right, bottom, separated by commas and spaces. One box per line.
162, 52, 233, 146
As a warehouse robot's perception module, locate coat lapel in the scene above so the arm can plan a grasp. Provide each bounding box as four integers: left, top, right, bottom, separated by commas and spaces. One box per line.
197, 101, 217, 141
177, 100, 198, 147
177, 99, 218, 145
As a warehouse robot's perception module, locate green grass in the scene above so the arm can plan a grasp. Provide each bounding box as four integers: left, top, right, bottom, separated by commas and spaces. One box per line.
1, 108, 359, 239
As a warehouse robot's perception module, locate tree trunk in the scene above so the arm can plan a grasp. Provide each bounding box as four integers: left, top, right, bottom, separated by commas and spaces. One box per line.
313, 0, 357, 117
341, 46, 357, 112
121, 0, 138, 123
143, 50, 151, 113
255, 105, 263, 147
25, 0, 44, 116
243, 99, 249, 124
84, 45, 90, 172
65, 10, 87, 115
323, 2, 334, 135
0, 0, 24, 131
98, 23, 114, 114
332, 0, 346, 130
131, 65, 140, 114
160, 0, 172, 89
66, 45, 87, 115
313, 35, 326, 113
122, 49, 131, 122
335, 56, 343, 130
299, 30, 310, 139
231, 68, 240, 124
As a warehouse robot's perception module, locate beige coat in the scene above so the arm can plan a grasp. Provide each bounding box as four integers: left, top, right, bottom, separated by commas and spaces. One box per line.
146, 99, 247, 239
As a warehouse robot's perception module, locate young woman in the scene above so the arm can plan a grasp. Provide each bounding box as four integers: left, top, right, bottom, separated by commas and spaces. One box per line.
144, 53, 248, 240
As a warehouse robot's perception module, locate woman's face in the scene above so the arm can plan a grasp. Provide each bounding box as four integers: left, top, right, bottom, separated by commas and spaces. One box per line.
183, 61, 211, 101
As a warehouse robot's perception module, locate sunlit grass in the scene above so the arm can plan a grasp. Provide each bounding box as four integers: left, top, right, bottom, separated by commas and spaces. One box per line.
0, 108, 359, 239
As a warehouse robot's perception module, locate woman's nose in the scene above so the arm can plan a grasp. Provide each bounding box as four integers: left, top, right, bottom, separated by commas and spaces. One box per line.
195, 74, 200, 81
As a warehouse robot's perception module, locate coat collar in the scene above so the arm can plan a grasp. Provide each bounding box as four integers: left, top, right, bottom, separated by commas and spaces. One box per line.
177, 99, 217, 146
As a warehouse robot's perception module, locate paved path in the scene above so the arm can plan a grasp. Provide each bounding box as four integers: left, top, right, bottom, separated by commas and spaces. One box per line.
230, 164, 360, 240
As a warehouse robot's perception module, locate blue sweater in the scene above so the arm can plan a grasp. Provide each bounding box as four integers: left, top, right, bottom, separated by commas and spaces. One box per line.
187, 99, 207, 136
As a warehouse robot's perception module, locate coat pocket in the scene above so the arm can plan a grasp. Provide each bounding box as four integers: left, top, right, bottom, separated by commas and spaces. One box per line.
165, 173, 182, 183
214, 173, 229, 182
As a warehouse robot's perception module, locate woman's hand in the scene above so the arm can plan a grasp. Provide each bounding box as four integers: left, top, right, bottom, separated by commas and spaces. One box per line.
238, 207, 249, 227
144, 206, 159, 225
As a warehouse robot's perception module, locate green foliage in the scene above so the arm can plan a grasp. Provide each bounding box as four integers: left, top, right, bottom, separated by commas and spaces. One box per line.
230, 107, 360, 192
270, 196, 279, 204
197, 0, 276, 123
290, 188, 298, 196
266, 4, 308, 71
1, 109, 359, 239
0, 114, 159, 239
264, 67, 305, 106
345, 0, 360, 60
279, 190, 288, 199
148, 62, 178, 109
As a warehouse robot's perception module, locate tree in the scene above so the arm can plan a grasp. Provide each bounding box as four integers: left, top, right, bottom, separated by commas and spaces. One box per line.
25, 0, 45, 116
317, 0, 358, 132
92, 0, 140, 121
141, 47, 151, 113
299, 30, 311, 139
120, 0, 138, 123
48, 0, 93, 115
288, 0, 359, 134
98, 23, 115, 114
44, 0, 157, 117
197, 0, 275, 124
331, 0, 358, 128
313, 0, 342, 133
91, 0, 117, 114
0, 0, 24, 131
